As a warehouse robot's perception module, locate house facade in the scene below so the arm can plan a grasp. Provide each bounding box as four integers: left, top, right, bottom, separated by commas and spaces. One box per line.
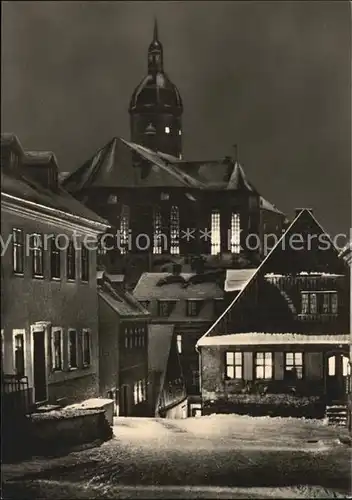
197, 209, 350, 416
98, 273, 150, 417
133, 267, 255, 415
1, 134, 109, 413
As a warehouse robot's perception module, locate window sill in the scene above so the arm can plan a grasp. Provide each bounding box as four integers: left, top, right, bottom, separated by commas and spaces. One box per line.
81, 280, 89, 284
33, 275, 44, 280
82, 363, 91, 369
52, 368, 63, 373
51, 277, 61, 282
67, 278, 77, 283
68, 367, 78, 371
13, 272, 24, 277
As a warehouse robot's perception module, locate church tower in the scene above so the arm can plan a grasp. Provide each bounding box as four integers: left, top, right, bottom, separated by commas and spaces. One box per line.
129, 19, 183, 159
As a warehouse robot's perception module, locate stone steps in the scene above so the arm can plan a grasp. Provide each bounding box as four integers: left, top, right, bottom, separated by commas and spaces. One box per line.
325, 405, 348, 426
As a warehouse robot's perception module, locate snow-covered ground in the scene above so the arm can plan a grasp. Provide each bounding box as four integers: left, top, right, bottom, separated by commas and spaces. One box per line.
2, 415, 351, 499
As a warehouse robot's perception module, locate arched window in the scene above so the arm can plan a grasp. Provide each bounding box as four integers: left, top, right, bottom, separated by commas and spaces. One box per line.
211, 210, 221, 255
229, 212, 241, 254
119, 205, 130, 255
170, 205, 180, 255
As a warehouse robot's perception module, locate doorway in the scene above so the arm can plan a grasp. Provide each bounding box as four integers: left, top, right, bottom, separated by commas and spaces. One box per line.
120, 385, 130, 416
326, 353, 349, 402
33, 328, 47, 403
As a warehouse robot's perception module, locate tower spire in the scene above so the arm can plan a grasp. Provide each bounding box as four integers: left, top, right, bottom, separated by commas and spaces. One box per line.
153, 17, 159, 41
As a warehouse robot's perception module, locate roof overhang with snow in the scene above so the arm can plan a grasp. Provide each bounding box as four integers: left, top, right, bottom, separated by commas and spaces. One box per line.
197, 333, 350, 347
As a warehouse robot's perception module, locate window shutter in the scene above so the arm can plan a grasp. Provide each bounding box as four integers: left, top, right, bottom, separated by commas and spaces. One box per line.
274, 352, 284, 380
243, 352, 253, 381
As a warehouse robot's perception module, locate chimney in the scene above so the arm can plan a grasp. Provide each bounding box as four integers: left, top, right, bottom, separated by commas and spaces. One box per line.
295, 208, 313, 218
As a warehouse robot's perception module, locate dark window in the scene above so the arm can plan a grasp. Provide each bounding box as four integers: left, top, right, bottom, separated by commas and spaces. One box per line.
124, 327, 129, 349
255, 352, 273, 380
82, 330, 91, 366
81, 246, 89, 282
284, 352, 303, 380
68, 330, 78, 369
67, 241, 76, 280
30, 233, 44, 277
158, 301, 174, 317
187, 300, 202, 317
14, 332, 25, 377
50, 237, 61, 279
12, 228, 24, 274
51, 329, 62, 371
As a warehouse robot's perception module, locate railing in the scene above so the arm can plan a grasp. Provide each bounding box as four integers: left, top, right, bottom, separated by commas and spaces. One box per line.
2, 374, 32, 417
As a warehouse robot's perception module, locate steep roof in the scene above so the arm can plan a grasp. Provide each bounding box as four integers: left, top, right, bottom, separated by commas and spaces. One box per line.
197, 208, 348, 344
224, 269, 257, 292
1, 140, 109, 228
61, 136, 260, 193
260, 196, 285, 216
198, 333, 350, 347
98, 279, 150, 318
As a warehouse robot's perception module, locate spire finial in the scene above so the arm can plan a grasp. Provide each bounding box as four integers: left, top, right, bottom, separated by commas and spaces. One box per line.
232, 144, 238, 163
153, 17, 159, 41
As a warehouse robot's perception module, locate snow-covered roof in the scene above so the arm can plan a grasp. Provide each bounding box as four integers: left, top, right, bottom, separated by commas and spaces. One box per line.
197, 333, 350, 347
224, 269, 257, 292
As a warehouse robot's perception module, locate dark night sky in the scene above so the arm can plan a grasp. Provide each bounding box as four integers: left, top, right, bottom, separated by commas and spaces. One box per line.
1, 1, 351, 238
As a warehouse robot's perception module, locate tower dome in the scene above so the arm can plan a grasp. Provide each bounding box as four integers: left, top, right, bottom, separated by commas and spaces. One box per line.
129, 19, 183, 158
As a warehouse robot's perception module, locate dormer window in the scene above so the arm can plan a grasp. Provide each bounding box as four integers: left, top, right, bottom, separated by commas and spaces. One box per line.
108, 194, 118, 204
186, 300, 203, 317
158, 300, 175, 317
300, 291, 338, 315
165, 126, 170, 134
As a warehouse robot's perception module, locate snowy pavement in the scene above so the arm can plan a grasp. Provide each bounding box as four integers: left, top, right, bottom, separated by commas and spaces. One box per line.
2, 415, 351, 499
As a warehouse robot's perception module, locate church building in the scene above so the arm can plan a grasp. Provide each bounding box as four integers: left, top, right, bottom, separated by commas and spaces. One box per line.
62, 20, 287, 287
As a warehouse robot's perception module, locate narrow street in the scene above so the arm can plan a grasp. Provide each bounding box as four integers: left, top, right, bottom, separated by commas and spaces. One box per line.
2, 415, 351, 499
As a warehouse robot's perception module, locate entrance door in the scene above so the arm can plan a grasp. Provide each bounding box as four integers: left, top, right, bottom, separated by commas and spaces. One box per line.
120, 385, 130, 416
33, 329, 47, 403
326, 354, 349, 402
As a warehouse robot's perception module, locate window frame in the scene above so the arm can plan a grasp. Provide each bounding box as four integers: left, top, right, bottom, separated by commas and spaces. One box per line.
210, 209, 221, 255
229, 212, 241, 254
225, 351, 243, 380
66, 241, 76, 281
81, 245, 89, 282
284, 352, 304, 380
12, 329, 26, 378
12, 228, 24, 275
82, 329, 91, 367
30, 233, 44, 278
50, 237, 61, 280
51, 327, 63, 372
300, 290, 339, 315
170, 205, 180, 255
67, 329, 78, 370
176, 334, 182, 354
254, 352, 273, 380
158, 300, 174, 317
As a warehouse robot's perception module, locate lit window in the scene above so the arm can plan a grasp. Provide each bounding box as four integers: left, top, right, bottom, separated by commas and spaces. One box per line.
12, 228, 24, 274
229, 212, 241, 254
300, 291, 338, 315
13, 330, 25, 378
328, 356, 336, 376
178, 130, 182, 136
177, 334, 182, 354
51, 329, 62, 371
225, 352, 242, 379
284, 352, 303, 379
153, 208, 165, 254
30, 233, 44, 277
68, 330, 78, 369
119, 205, 130, 255
133, 382, 138, 405
170, 205, 180, 255
82, 329, 91, 366
50, 237, 61, 279
107, 194, 118, 204
81, 246, 89, 282
211, 210, 221, 255
67, 241, 76, 280
165, 126, 170, 134
342, 356, 349, 377
310, 293, 317, 314
255, 352, 273, 379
